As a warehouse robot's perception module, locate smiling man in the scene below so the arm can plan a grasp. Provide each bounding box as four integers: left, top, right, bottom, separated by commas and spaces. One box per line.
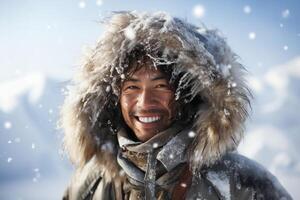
61, 12, 292, 200
120, 64, 177, 142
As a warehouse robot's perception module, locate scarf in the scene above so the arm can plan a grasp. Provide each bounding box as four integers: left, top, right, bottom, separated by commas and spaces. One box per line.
117, 123, 194, 200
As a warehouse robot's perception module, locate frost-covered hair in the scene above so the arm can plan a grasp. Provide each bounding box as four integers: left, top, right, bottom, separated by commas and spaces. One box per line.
61, 11, 251, 173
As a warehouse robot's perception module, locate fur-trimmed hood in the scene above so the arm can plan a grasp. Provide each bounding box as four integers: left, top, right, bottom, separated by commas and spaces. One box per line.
60, 11, 251, 174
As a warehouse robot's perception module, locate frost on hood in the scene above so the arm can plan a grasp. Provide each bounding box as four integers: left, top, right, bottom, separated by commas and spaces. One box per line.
61, 11, 251, 170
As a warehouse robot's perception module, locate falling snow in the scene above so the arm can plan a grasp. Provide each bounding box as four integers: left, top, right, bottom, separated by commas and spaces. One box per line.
7, 157, 12, 163
248, 32, 256, 40
193, 5, 205, 18
283, 45, 288, 51
96, 0, 103, 6
180, 182, 187, 187
4, 121, 12, 129
282, 9, 290, 18
78, 1, 86, 8
243, 5, 251, 14
188, 131, 196, 138
152, 143, 158, 148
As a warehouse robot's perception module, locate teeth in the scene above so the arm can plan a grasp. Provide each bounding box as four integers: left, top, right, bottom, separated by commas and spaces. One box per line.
138, 116, 160, 123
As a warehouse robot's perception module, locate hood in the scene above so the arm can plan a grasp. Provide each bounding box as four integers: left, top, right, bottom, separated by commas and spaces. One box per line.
60, 11, 251, 173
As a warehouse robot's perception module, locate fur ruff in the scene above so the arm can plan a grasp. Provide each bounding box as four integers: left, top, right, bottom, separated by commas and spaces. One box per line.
60, 11, 251, 176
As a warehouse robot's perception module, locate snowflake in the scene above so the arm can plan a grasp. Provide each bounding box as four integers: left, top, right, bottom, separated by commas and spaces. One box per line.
281, 9, 290, 18
7, 157, 12, 163
188, 131, 196, 138
248, 32, 256, 40
243, 5, 251, 14
78, 1, 86, 8
180, 182, 187, 187
96, 0, 103, 6
152, 143, 158, 148
283, 45, 288, 51
193, 5, 205, 18
4, 121, 12, 129
32, 143, 36, 149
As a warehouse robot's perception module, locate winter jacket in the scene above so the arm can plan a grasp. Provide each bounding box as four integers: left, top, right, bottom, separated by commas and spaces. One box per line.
62, 152, 291, 200
60, 11, 292, 199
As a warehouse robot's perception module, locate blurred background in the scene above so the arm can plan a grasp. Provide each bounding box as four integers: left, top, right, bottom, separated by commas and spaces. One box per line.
0, 0, 299, 199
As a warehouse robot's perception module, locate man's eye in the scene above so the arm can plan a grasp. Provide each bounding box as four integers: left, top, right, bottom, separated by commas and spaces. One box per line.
125, 85, 139, 90
156, 84, 168, 88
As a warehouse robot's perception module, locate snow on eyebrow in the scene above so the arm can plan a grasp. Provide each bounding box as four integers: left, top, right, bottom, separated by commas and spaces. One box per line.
206, 171, 231, 200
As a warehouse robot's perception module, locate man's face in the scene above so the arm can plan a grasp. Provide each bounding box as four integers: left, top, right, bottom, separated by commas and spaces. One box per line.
120, 66, 177, 142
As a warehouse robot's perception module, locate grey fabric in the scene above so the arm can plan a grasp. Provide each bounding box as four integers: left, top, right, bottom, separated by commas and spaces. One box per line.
116, 123, 192, 199
63, 152, 293, 200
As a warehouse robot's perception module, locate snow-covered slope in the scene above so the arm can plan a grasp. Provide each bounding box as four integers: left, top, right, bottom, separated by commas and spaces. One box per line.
0, 73, 72, 200
238, 57, 300, 199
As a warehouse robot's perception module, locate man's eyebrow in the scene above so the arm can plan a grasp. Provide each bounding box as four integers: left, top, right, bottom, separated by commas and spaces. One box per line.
151, 75, 167, 81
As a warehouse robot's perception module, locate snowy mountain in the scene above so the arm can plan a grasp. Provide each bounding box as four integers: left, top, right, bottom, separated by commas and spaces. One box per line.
238, 57, 300, 199
0, 73, 72, 200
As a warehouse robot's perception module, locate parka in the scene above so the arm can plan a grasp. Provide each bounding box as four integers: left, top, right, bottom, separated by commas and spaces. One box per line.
60, 11, 292, 200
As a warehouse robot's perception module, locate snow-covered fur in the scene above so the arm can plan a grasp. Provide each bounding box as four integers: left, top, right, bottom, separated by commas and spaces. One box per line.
60, 11, 251, 175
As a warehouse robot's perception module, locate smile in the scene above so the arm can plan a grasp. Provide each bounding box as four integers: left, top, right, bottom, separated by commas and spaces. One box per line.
137, 116, 161, 123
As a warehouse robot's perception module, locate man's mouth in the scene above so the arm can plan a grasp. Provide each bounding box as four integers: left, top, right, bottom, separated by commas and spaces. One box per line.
135, 116, 161, 123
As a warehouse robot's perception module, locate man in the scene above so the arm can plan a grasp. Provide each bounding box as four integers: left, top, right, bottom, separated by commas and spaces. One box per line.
61, 11, 292, 199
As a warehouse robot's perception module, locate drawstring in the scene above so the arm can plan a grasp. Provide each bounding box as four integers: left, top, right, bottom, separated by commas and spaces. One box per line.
144, 149, 157, 200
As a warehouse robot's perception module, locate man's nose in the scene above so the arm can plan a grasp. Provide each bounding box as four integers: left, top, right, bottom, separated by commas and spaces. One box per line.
137, 89, 156, 108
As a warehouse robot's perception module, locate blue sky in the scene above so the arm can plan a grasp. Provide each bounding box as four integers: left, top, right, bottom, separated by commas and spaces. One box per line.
0, 0, 299, 81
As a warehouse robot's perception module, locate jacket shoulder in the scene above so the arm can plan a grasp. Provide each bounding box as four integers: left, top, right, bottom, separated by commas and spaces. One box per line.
62, 156, 103, 200
201, 153, 292, 200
